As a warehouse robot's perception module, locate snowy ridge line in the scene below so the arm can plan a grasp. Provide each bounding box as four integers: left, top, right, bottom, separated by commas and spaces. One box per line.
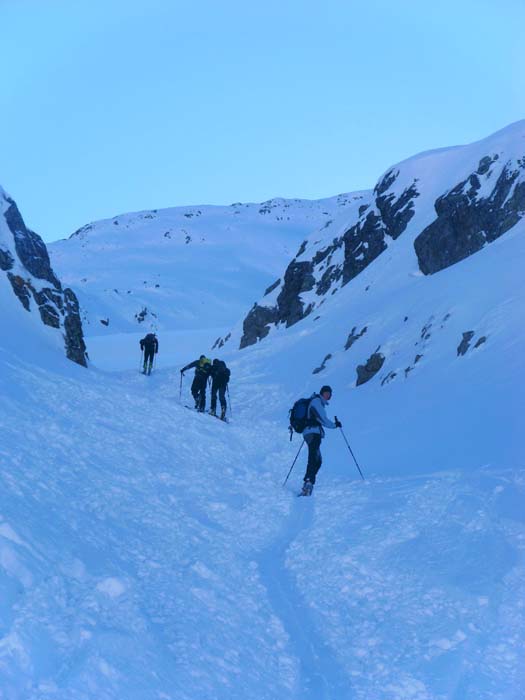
48, 191, 365, 337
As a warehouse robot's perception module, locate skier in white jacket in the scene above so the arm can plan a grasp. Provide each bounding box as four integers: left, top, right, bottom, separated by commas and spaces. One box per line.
301, 385, 341, 496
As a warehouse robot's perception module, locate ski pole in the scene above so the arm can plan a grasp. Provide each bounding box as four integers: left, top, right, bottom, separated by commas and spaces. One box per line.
338, 423, 365, 481
179, 372, 183, 402
282, 440, 304, 487
139, 350, 144, 372
226, 385, 232, 418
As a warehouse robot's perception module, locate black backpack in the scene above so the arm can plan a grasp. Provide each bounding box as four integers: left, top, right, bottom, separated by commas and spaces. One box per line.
289, 396, 316, 436
215, 360, 231, 382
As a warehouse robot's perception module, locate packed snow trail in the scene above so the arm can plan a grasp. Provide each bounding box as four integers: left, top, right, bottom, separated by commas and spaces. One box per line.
258, 497, 351, 699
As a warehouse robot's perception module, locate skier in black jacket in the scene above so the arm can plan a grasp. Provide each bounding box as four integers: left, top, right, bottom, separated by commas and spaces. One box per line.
210, 359, 231, 420
140, 333, 158, 374
181, 355, 212, 411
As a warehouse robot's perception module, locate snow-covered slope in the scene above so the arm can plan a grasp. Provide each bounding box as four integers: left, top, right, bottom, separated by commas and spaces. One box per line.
212, 120, 525, 471
0, 186, 87, 366
1, 122, 524, 699
48, 195, 362, 338
1, 331, 523, 699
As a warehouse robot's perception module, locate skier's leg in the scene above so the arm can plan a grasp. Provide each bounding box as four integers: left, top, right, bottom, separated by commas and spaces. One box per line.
191, 377, 199, 407
201, 379, 208, 412
145, 348, 154, 372
210, 385, 217, 415
197, 377, 206, 412
219, 385, 227, 419
303, 434, 322, 484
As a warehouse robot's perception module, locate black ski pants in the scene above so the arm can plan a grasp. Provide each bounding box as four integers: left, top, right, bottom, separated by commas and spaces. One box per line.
303, 433, 323, 484
210, 381, 227, 412
191, 374, 208, 411
143, 347, 155, 367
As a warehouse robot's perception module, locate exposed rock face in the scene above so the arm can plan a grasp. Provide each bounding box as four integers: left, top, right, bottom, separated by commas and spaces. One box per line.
0, 190, 88, 366
344, 326, 367, 351
264, 278, 281, 296
312, 353, 332, 374
356, 351, 385, 386
4, 197, 61, 286
457, 331, 487, 356
239, 304, 279, 349
237, 174, 419, 349
0, 247, 15, 270
276, 261, 315, 327
457, 331, 475, 356
239, 261, 315, 348
375, 170, 419, 240
415, 156, 525, 274
63, 288, 88, 364
342, 211, 387, 285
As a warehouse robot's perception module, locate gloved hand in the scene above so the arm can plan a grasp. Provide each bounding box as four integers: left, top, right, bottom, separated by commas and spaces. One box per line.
180, 369, 184, 375
335, 417, 342, 428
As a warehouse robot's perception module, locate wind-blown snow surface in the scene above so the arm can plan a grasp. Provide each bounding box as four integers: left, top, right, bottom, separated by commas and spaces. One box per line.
1, 342, 524, 699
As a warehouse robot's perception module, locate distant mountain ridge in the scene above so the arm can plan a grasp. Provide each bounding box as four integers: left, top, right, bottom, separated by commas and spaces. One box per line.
49, 194, 363, 336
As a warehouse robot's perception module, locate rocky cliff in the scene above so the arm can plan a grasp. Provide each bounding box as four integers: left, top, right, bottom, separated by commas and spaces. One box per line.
0, 187, 87, 366
226, 121, 525, 351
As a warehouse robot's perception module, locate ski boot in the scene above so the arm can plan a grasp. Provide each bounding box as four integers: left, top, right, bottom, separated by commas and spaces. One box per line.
220, 407, 227, 421
210, 408, 216, 417
300, 480, 313, 497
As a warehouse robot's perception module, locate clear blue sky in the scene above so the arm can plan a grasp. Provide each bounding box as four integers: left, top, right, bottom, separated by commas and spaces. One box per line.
1, 0, 523, 242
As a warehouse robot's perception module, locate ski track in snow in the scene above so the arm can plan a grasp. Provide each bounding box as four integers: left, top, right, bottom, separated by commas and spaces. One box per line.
258, 496, 352, 699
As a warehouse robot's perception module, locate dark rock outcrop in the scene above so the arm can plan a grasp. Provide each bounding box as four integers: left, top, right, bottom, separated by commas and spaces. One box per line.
474, 336, 487, 349
239, 261, 315, 348
457, 331, 475, 356
312, 353, 332, 374
236, 173, 420, 349
264, 278, 281, 296
414, 156, 525, 274
63, 289, 88, 364
0, 247, 15, 270
342, 211, 388, 285
276, 261, 315, 327
1, 191, 87, 366
356, 351, 385, 386
344, 326, 367, 351
239, 304, 279, 349
4, 197, 61, 287
375, 170, 419, 240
